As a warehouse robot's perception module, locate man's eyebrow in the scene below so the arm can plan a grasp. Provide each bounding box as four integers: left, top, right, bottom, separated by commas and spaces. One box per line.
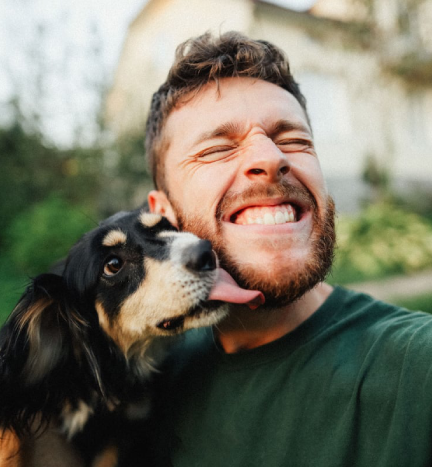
192, 121, 243, 147
268, 119, 311, 138
191, 119, 311, 148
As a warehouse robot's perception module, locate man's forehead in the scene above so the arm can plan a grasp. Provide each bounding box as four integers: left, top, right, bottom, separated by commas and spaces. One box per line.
164, 77, 310, 148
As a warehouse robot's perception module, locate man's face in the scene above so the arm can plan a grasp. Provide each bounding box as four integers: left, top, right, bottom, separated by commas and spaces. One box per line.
150, 77, 335, 306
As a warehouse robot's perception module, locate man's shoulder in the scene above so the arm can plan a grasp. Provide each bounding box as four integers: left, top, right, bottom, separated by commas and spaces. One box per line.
334, 286, 432, 357
336, 285, 432, 327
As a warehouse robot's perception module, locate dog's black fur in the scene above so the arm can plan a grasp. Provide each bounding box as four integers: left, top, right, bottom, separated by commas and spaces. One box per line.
0, 209, 228, 465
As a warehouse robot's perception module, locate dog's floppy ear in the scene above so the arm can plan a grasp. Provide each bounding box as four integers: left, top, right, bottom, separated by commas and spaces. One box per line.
0, 274, 88, 435
98, 210, 131, 226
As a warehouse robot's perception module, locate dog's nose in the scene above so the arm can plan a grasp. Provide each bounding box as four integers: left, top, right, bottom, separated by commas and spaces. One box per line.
184, 240, 217, 272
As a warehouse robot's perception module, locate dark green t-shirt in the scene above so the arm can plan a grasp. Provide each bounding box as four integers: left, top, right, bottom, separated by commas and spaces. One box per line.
150, 286, 432, 466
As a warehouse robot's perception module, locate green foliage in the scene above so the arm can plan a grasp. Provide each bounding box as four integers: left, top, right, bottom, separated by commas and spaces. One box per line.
362, 153, 391, 202
6, 196, 97, 276
331, 203, 432, 284
0, 123, 58, 242
0, 195, 98, 324
98, 134, 153, 215
0, 121, 104, 248
0, 259, 29, 325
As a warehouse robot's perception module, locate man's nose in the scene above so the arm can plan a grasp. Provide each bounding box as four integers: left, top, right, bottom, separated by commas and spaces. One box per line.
242, 138, 290, 183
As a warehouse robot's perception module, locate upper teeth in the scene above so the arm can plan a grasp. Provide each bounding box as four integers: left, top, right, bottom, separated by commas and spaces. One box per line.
234, 204, 297, 225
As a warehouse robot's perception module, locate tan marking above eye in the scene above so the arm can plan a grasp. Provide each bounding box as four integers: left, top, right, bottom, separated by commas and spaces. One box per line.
102, 230, 127, 247
139, 212, 162, 228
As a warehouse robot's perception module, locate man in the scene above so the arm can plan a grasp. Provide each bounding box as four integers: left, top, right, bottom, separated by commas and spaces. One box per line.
145, 32, 432, 466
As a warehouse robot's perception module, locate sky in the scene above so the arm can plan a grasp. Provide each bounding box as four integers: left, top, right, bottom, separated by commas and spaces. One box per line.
0, 0, 316, 146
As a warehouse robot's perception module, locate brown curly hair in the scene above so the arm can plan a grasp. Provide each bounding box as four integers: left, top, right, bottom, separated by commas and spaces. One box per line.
145, 31, 308, 190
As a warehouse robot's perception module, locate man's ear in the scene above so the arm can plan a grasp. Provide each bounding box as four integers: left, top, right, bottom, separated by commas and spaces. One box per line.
148, 190, 178, 227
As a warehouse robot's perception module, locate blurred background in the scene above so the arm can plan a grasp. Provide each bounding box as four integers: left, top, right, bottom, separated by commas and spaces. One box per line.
1, 0, 432, 323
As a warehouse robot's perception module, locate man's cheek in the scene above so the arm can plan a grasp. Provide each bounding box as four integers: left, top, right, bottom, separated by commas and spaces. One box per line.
290, 164, 327, 203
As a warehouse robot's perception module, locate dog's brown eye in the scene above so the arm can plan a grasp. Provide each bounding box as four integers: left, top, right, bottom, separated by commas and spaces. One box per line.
104, 257, 123, 276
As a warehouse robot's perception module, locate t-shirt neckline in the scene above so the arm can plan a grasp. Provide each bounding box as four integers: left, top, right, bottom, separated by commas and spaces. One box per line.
209, 285, 347, 370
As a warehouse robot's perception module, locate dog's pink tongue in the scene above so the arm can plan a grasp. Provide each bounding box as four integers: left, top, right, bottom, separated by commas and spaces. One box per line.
208, 268, 265, 309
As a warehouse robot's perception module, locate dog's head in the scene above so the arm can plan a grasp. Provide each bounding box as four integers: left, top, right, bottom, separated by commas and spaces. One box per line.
62, 210, 230, 351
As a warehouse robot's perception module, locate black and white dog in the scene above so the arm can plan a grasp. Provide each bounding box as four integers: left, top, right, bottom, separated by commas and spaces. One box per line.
0, 209, 263, 465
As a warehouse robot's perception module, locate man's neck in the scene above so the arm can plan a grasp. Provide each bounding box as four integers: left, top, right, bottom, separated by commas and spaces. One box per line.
214, 282, 333, 354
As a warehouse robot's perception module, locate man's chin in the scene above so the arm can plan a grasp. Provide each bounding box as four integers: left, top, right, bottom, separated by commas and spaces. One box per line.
219, 259, 327, 309
215, 198, 336, 308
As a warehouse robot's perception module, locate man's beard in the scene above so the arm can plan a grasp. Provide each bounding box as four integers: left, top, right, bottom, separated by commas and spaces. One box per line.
168, 181, 336, 308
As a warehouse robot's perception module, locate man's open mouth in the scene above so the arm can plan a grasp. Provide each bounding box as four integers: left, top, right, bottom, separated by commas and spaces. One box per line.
230, 202, 303, 225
